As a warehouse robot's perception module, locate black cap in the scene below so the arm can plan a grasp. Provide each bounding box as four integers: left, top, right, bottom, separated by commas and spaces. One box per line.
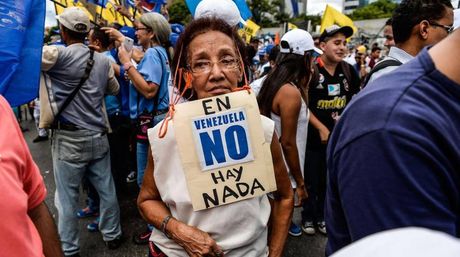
319, 25, 354, 42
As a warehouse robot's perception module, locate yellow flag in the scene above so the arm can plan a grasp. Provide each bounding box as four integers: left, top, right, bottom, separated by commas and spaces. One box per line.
54, 0, 133, 26
288, 22, 298, 31
239, 19, 261, 43
320, 5, 357, 34
245, 19, 261, 37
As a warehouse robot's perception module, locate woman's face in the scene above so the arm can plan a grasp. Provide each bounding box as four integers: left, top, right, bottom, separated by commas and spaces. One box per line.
135, 21, 153, 48
187, 30, 242, 99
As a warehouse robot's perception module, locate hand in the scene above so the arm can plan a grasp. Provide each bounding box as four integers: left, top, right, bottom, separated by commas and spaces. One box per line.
118, 45, 131, 64
131, 48, 145, 63
101, 27, 125, 44
294, 185, 307, 207
319, 127, 330, 144
88, 44, 101, 52
169, 220, 224, 257
114, 4, 132, 18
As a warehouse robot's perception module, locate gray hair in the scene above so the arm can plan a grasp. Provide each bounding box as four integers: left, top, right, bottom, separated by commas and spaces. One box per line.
140, 12, 171, 46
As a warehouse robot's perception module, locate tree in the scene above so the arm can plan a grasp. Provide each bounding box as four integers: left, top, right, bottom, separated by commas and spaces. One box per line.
248, 0, 290, 27
168, 0, 191, 25
350, 0, 398, 20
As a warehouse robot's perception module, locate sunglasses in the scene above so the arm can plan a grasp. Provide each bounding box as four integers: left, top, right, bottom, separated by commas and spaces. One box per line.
428, 21, 454, 34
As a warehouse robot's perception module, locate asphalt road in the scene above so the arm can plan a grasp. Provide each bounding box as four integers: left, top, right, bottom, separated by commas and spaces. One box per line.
21, 118, 326, 257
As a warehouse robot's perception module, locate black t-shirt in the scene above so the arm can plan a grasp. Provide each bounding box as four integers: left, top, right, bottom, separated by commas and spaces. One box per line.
307, 61, 360, 149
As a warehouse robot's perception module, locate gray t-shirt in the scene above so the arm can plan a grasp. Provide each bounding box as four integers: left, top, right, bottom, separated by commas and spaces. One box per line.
42, 43, 119, 132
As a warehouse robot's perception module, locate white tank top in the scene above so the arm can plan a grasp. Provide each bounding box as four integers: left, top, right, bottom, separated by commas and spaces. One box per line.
147, 115, 275, 257
270, 97, 309, 188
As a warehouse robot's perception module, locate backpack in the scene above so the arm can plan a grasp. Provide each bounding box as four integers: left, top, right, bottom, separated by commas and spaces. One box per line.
361, 59, 403, 89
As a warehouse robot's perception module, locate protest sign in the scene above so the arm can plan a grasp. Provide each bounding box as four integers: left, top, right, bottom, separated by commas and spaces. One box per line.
174, 90, 276, 211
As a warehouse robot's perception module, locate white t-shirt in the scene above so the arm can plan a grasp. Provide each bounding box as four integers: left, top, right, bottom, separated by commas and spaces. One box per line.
148, 115, 275, 257
270, 93, 309, 188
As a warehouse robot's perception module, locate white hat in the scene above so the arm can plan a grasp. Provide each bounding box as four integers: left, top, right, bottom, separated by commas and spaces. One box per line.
330, 227, 460, 257
280, 29, 323, 56
194, 0, 246, 27
56, 7, 90, 33
454, 9, 460, 30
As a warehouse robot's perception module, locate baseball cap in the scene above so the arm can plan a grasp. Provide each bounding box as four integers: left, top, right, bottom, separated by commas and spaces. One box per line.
265, 44, 275, 55
194, 0, 246, 27
357, 45, 367, 55
56, 7, 90, 33
319, 25, 354, 42
170, 23, 185, 35
169, 33, 180, 47
258, 48, 266, 56
120, 26, 135, 40
279, 29, 323, 56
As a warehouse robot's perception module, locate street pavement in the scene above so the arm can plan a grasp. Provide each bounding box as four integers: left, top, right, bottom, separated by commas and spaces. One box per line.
22, 118, 326, 257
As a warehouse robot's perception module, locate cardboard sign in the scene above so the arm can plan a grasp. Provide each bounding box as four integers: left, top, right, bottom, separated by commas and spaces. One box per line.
174, 90, 277, 211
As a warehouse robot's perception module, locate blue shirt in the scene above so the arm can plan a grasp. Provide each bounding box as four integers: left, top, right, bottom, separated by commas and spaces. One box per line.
103, 51, 121, 116
325, 48, 460, 255
129, 46, 170, 119
111, 48, 130, 117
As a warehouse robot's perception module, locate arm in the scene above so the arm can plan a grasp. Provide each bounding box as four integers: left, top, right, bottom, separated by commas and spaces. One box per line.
112, 63, 121, 77
137, 148, 223, 256
326, 129, 458, 254
118, 46, 160, 99
106, 64, 120, 95
274, 84, 307, 204
309, 111, 330, 144
28, 202, 64, 257
268, 132, 295, 257
42, 45, 59, 71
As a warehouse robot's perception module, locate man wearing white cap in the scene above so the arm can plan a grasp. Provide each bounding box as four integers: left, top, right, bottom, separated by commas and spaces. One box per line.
41, 7, 122, 256
302, 24, 360, 236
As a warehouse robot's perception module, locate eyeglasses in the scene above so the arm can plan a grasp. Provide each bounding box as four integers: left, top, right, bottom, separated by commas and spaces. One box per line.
135, 27, 149, 32
428, 21, 454, 34
188, 57, 240, 74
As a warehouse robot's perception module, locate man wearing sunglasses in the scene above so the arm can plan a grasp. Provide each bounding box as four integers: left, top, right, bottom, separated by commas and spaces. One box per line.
365, 0, 453, 86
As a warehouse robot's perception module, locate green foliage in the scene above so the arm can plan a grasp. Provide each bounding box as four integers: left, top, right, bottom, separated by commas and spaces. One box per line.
248, 0, 279, 27
289, 14, 321, 28
350, 0, 398, 20
168, 0, 191, 25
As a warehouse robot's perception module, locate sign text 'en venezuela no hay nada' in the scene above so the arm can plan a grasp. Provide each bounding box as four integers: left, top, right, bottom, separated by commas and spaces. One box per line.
174, 90, 277, 211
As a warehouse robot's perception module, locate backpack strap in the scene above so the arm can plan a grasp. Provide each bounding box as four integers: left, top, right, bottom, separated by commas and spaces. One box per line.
340, 61, 353, 86
53, 49, 95, 124
362, 59, 402, 88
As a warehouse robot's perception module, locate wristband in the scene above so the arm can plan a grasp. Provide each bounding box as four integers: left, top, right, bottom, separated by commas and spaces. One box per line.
160, 215, 173, 239
123, 62, 134, 72
123, 62, 134, 81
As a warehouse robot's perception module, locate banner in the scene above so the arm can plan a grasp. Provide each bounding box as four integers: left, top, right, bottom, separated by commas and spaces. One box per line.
288, 22, 298, 31
238, 19, 260, 43
54, 0, 134, 26
87, 0, 108, 7
0, 0, 46, 107
320, 4, 357, 34
173, 91, 277, 211
290, 0, 299, 17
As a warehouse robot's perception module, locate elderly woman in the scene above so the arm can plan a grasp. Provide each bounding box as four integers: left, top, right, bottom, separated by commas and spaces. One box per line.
137, 17, 294, 257
105, 12, 172, 243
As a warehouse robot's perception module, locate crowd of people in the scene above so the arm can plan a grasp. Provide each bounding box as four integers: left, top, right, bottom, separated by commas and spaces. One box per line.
3, 0, 460, 256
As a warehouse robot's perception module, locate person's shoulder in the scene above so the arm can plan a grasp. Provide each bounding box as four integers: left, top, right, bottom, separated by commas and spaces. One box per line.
331, 50, 441, 153
277, 83, 302, 99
